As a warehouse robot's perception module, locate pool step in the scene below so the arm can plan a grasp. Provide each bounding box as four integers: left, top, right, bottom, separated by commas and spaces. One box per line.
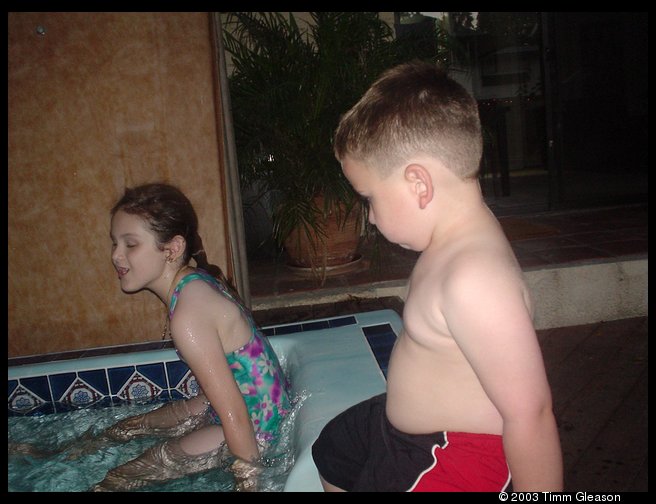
252, 257, 648, 330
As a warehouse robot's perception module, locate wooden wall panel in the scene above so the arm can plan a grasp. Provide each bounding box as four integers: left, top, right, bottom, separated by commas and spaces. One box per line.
8, 12, 230, 356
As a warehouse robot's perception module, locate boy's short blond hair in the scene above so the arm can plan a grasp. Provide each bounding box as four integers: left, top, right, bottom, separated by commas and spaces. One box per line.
334, 60, 483, 180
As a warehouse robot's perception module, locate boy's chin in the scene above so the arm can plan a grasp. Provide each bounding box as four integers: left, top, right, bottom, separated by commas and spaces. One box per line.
397, 242, 419, 252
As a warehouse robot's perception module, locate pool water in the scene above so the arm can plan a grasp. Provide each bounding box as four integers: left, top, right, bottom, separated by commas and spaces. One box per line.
8, 393, 308, 492
8, 309, 401, 492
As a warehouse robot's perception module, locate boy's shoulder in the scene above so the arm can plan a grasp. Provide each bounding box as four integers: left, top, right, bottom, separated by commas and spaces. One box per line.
415, 215, 521, 297
407, 217, 531, 342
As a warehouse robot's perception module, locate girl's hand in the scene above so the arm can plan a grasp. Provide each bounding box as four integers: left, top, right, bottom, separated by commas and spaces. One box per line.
230, 457, 262, 492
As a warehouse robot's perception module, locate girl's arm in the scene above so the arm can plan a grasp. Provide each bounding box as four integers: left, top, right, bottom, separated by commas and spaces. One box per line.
170, 289, 260, 462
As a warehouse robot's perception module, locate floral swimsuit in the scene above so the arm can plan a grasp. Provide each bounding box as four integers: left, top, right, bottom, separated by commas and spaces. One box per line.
169, 269, 291, 444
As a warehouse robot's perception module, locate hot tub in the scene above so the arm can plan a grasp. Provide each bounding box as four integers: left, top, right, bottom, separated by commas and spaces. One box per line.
8, 309, 402, 492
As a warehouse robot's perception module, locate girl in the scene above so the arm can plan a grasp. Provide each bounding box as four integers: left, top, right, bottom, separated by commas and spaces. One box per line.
91, 182, 291, 491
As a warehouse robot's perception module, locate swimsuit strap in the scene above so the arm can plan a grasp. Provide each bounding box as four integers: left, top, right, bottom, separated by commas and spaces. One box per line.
168, 269, 258, 333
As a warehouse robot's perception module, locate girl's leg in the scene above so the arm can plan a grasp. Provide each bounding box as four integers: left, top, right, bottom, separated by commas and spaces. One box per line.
91, 425, 227, 492
177, 420, 226, 455
65, 395, 212, 460
104, 394, 212, 441
177, 419, 262, 492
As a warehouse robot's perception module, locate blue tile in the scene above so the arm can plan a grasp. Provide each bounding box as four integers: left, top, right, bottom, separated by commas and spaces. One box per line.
63, 380, 100, 406
8, 379, 18, 396
78, 369, 110, 396
159, 390, 174, 402
117, 372, 163, 402
166, 360, 191, 388
8, 384, 47, 415
275, 324, 303, 335
362, 323, 394, 338
374, 347, 393, 362
137, 363, 168, 389
169, 390, 188, 401
329, 316, 357, 328
301, 320, 330, 332
49, 372, 77, 402
361, 324, 397, 378
108, 366, 136, 395
21, 375, 54, 404
367, 344, 390, 356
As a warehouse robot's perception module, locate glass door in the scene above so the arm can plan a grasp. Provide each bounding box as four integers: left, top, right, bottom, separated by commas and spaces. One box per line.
542, 12, 648, 208
443, 11, 648, 214
445, 12, 550, 215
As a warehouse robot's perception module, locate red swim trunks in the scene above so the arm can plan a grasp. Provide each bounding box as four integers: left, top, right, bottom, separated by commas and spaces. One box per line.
312, 393, 512, 492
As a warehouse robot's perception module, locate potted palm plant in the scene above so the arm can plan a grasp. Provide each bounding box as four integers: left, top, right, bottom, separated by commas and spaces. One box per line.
222, 12, 445, 281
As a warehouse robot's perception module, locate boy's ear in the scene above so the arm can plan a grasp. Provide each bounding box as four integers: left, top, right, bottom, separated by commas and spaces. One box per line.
404, 164, 433, 209
165, 235, 186, 263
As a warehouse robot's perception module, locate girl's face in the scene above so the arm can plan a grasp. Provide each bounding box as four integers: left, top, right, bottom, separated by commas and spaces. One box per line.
110, 210, 167, 293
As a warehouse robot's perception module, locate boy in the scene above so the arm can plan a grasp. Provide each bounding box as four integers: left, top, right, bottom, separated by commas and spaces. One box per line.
311, 61, 563, 492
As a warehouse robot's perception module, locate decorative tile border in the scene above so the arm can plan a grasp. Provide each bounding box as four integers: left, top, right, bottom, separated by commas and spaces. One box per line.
8, 313, 399, 417
8, 352, 190, 416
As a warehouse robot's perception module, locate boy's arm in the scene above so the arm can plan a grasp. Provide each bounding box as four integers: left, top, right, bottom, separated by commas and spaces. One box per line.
442, 259, 563, 491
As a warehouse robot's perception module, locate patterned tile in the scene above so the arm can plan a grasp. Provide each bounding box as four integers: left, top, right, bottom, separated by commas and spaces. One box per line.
7, 312, 394, 416
172, 369, 199, 399
116, 370, 164, 403
60, 377, 104, 407
8, 383, 48, 414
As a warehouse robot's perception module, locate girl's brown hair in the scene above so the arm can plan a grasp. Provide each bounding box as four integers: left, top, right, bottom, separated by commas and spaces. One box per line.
111, 183, 232, 288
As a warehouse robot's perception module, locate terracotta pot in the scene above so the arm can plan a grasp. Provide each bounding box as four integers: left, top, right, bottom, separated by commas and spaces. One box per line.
283, 197, 362, 271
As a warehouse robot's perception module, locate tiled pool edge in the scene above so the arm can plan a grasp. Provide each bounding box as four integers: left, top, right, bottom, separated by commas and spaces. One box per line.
8, 310, 402, 417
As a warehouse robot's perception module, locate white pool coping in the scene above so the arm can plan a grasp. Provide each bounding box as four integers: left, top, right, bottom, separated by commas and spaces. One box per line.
272, 310, 400, 491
